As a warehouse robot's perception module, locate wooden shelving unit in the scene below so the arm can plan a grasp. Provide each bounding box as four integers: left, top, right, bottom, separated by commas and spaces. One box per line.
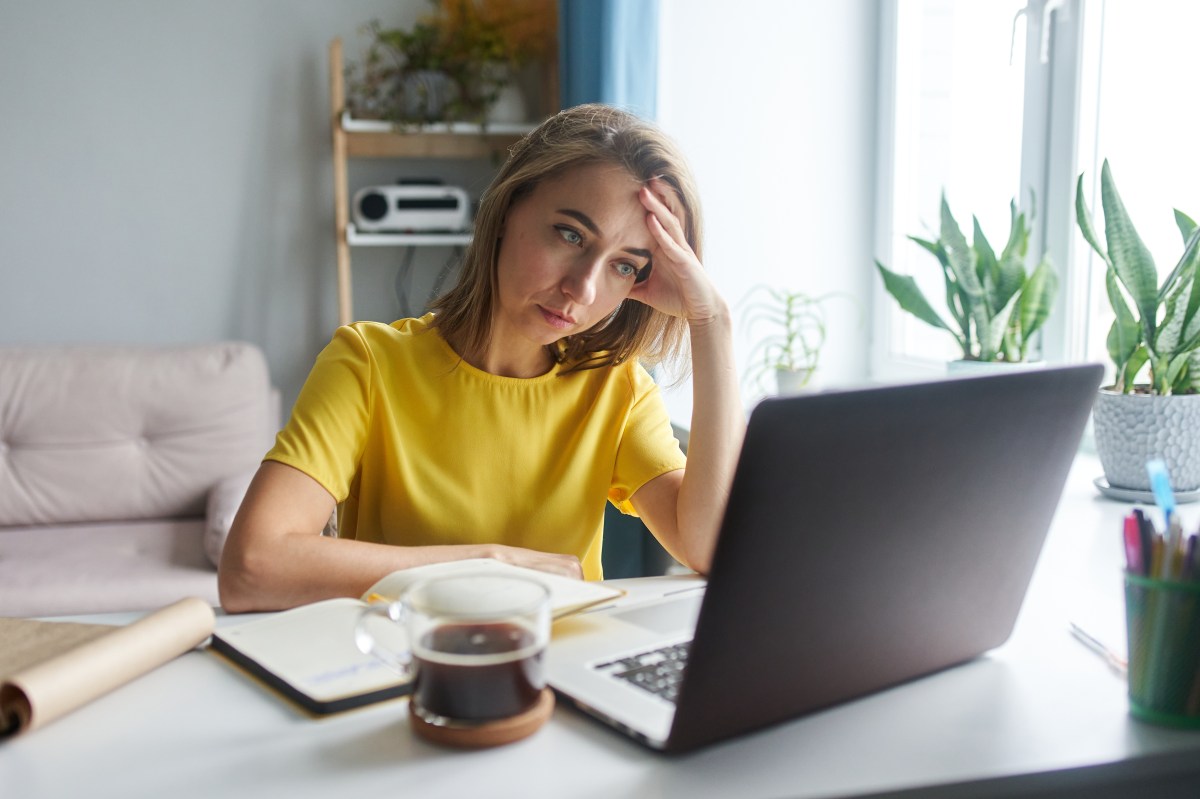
328, 37, 544, 326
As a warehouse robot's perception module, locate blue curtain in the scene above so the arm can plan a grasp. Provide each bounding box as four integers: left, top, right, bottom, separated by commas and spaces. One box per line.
558, 1, 667, 578
558, 0, 659, 119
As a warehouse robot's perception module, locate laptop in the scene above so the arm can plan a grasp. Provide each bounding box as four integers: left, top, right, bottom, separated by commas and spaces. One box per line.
546, 364, 1104, 752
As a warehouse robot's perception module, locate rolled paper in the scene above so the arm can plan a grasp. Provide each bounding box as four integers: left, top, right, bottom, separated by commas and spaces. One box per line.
0, 597, 215, 737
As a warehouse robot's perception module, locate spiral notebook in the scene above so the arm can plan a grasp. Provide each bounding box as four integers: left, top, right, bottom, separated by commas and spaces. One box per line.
211, 559, 621, 714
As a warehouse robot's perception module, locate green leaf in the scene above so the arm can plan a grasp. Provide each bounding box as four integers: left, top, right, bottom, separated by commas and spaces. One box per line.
1184, 351, 1200, 394
973, 216, 1000, 313
1075, 173, 1110, 266
1105, 270, 1142, 371
1175, 209, 1197, 245
1155, 222, 1200, 306
1100, 160, 1160, 339
940, 196, 988, 353
907, 235, 948, 267
1017, 256, 1058, 342
1155, 228, 1200, 357
1122, 346, 1150, 391
982, 291, 1021, 361
875, 260, 957, 339
1165, 352, 1192, 394
1000, 202, 1030, 263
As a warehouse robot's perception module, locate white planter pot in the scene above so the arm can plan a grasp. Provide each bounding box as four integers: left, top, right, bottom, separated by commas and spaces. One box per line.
401, 70, 456, 121
775, 368, 815, 396
946, 359, 1046, 375
1092, 388, 1200, 491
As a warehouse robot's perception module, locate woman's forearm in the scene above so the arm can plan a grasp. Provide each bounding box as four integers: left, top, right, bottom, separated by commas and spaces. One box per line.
675, 303, 745, 572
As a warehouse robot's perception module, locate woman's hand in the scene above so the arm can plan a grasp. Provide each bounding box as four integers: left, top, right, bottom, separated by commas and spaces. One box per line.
483, 545, 584, 580
627, 178, 727, 325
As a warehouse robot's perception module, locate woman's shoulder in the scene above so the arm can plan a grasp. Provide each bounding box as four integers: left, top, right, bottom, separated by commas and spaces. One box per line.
326, 314, 451, 367
333, 313, 440, 348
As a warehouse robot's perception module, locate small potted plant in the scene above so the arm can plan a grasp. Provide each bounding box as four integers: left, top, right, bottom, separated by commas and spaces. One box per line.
346, 0, 555, 126
741, 286, 836, 395
875, 193, 1058, 367
1075, 160, 1200, 494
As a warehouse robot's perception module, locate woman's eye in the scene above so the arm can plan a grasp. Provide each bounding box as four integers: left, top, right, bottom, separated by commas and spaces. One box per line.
615, 262, 638, 278
555, 226, 583, 246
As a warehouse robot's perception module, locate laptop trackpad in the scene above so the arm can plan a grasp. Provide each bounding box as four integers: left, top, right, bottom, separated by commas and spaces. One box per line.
610, 594, 703, 635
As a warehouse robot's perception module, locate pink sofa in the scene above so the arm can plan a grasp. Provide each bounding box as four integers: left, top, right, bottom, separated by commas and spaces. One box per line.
0, 342, 277, 617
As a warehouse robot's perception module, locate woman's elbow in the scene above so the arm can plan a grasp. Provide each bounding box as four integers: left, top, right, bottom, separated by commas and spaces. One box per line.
217, 527, 271, 613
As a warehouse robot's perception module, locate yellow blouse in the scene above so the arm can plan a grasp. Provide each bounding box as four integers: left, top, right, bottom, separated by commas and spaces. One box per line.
265, 314, 686, 579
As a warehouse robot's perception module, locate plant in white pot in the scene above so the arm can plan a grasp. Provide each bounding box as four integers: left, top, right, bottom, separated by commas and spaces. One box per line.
1075, 160, 1200, 494
741, 286, 836, 395
876, 193, 1058, 367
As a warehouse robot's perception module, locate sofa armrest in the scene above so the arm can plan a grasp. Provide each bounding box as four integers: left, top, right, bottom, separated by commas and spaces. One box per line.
205, 471, 257, 567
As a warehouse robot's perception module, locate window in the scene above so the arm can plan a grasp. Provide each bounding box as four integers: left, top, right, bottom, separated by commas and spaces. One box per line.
875, 0, 1200, 383
873, 0, 1032, 380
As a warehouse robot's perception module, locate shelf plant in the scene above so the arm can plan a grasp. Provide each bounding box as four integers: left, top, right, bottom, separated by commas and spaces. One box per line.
346, 0, 555, 125
740, 286, 835, 394
875, 194, 1058, 363
1075, 159, 1200, 492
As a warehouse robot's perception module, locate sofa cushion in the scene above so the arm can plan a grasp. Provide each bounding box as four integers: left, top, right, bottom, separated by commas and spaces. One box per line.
0, 519, 218, 616
0, 343, 273, 527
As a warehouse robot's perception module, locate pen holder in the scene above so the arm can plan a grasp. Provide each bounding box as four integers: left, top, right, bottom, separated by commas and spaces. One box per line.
1124, 572, 1200, 728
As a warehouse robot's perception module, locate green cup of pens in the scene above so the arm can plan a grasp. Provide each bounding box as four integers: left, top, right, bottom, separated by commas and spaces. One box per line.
1122, 460, 1200, 728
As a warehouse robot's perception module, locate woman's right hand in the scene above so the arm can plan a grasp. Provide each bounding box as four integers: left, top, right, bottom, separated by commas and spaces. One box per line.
482, 545, 584, 580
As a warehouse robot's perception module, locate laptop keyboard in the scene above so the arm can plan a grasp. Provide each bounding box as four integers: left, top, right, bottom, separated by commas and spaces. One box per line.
593, 641, 691, 704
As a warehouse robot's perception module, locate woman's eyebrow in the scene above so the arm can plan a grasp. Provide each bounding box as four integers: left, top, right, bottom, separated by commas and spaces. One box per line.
557, 209, 651, 260
557, 208, 600, 235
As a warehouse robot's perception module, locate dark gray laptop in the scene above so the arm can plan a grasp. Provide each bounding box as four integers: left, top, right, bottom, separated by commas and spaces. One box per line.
546, 364, 1104, 752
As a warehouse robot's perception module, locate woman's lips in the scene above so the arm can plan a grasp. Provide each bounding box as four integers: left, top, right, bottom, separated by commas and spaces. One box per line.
539, 306, 575, 330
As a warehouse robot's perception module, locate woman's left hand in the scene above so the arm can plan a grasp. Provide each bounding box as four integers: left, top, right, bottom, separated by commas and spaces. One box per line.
628, 178, 726, 324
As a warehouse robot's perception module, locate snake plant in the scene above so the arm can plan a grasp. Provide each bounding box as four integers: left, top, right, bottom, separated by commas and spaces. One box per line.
875, 194, 1057, 363
1075, 160, 1200, 395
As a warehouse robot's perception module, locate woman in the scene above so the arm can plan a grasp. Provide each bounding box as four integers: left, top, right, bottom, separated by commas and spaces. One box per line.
219, 104, 743, 612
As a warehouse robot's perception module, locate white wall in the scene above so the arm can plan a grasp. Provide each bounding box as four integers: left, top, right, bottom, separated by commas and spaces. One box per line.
657, 0, 879, 421
0, 0, 485, 409
0, 1, 879, 416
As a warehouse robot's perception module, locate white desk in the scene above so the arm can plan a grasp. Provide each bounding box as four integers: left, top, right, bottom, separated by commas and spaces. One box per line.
3, 454, 1200, 799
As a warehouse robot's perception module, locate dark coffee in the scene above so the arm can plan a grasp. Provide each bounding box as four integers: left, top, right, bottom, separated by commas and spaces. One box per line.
413, 621, 544, 722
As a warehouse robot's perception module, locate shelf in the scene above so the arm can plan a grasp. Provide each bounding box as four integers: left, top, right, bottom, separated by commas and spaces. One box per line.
341, 112, 532, 159
346, 224, 471, 247
341, 112, 536, 135
329, 33, 557, 326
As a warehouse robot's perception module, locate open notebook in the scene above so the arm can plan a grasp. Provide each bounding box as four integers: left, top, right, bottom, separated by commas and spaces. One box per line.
211, 559, 621, 714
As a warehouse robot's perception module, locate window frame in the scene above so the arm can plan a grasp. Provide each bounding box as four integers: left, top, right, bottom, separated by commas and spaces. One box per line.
871, 0, 1091, 382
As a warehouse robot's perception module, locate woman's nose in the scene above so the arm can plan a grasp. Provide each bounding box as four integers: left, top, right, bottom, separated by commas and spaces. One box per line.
562, 259, 600, 306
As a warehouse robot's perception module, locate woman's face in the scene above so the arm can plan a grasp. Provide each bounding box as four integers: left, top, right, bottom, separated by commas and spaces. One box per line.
487, 163, 653, 375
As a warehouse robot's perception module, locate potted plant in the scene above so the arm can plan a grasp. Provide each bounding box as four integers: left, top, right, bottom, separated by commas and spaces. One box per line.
741, 286, 836, 395
346, 0, 554, 126
875, 193, 1058, 367
1075, 160, 1200, 493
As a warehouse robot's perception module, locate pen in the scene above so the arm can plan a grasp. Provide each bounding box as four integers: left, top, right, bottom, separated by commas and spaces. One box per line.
1146, 460, 1179, 579
1123, 514, 1143, 574
1134, 508, 1154, 577
1068, 622, 1127, 674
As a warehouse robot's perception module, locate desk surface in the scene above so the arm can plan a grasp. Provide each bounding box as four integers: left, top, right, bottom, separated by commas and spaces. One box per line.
3, 454, 1200, 799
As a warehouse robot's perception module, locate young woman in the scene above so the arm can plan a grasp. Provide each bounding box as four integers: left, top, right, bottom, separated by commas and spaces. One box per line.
219, 104, 744, 612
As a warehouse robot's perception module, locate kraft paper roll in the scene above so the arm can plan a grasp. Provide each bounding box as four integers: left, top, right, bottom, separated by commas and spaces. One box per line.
0, 597, 215, 738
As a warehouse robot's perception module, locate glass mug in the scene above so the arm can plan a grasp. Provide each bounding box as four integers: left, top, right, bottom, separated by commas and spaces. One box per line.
355, 574, 550, 725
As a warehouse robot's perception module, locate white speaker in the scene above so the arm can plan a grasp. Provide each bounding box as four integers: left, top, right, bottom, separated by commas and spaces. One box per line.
352, 185, 471, 232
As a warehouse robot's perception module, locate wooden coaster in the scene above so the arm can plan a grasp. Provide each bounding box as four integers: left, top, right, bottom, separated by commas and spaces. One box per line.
408, 688, 555, 748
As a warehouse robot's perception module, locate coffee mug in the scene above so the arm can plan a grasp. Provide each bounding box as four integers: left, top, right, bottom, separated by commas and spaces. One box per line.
355, 574, 550, 725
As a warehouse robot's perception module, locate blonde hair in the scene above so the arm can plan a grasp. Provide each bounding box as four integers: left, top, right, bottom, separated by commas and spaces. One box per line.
431, 103, 703, 374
